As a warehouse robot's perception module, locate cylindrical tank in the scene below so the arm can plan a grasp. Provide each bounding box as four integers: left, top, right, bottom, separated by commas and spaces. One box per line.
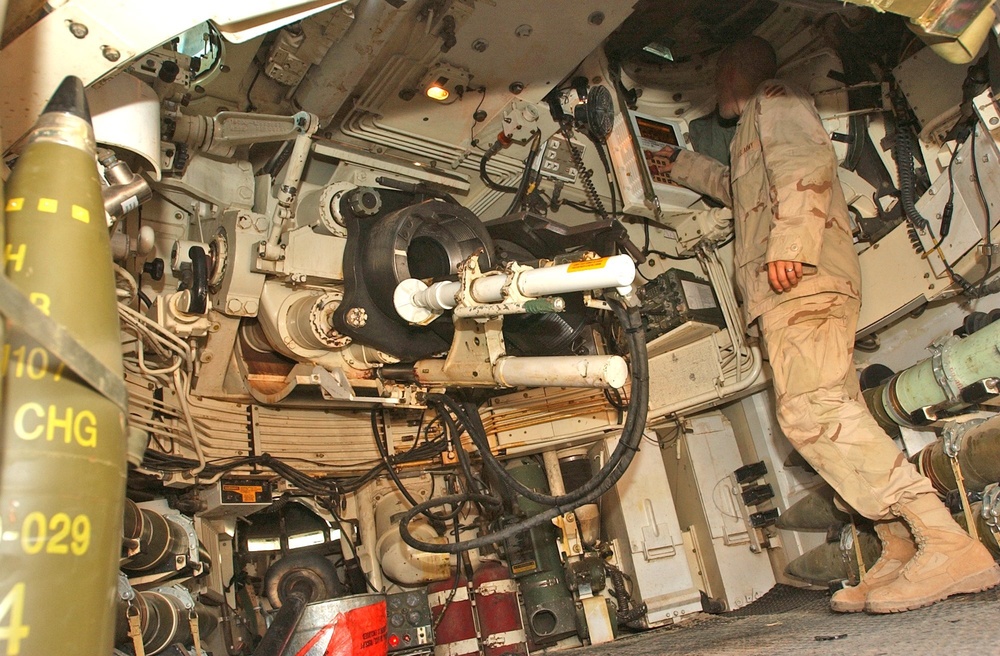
0, 76, 128, 656
428, 575, 477, 656
375, 492, 451, 585
473, 561, 527, 656
283, 593, 387, 656
121, 500, 190, 572
114, 586, 213, 656
909, 416, 1000, 494
864, 319, 1000, 427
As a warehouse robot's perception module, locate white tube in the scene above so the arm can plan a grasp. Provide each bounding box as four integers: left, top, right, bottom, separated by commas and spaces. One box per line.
397, 255, 637, 314
412, 280, 460, 311
494, 355, 629, 389
514, 255, 636, 298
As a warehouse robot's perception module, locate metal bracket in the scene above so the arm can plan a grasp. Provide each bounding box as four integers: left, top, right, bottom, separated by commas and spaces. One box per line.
941, 418, 985, 541
728, 473, 763, 554
942, 417, 986, 457
982, 483, 1000, 542
311, 366, 399, 404
929, 337, 963, 406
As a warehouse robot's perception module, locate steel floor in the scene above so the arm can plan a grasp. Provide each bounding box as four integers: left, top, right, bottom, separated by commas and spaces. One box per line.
573, 585, 1000, 656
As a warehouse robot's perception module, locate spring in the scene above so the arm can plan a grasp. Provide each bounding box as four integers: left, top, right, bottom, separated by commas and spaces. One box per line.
560, 123, 608, 221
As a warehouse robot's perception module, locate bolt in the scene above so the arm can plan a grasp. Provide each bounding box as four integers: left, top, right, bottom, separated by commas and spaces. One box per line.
472, 38, 489, 52
346, 307, 368, 328
102, 45, 121, 62
514, 24, 532, 38
588, 11, 605, 25
509, 81, 525, 95
68, 22, 89, 39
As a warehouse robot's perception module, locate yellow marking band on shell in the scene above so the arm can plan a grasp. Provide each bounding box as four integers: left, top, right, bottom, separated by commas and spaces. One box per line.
37, 198, 58, 213
6, 197, 24, 212
71, 205, 90, 224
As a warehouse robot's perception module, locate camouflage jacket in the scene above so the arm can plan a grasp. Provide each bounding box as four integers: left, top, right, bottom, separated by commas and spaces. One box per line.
670, 80, 861, 321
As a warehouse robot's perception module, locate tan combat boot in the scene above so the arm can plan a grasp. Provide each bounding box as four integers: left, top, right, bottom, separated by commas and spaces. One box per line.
830, 519, 915, 613
865, 494, 1000, 613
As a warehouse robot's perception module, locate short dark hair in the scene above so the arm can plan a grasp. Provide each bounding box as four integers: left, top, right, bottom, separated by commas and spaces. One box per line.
718, 36, 777, 89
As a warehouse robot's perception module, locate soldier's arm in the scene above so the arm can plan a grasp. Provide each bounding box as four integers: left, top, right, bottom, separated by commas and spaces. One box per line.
667, 148, 734, 207
757, 84, 837, 267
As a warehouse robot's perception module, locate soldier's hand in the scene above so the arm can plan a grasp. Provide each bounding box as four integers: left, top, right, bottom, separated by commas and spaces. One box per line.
645, 145, 679, 176
767, 260, 802, 293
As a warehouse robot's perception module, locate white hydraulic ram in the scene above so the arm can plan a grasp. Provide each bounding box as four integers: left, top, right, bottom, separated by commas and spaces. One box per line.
393, 254, 637, 390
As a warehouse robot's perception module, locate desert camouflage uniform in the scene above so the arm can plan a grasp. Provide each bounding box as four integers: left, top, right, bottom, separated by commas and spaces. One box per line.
670, 80, 937, 520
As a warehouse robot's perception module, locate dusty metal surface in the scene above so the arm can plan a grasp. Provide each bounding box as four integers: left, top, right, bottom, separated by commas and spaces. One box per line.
577, 585, 1000, 656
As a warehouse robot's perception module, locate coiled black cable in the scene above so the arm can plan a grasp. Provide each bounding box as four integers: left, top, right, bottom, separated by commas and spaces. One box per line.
560, 122, 608, 221
894, 125, 931, 255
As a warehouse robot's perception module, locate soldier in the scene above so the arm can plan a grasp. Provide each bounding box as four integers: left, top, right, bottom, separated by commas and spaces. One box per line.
651, 36, 1000, 613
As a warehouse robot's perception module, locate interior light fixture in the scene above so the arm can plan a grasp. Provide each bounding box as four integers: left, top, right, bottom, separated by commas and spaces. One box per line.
421, 62, 470, 104
426, 77, 452, 101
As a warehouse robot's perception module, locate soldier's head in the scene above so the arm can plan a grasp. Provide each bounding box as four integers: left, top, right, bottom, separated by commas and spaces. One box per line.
715, 36, 777, 119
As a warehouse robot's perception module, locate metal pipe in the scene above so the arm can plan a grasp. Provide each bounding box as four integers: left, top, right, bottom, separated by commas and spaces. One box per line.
397, 254, 636, 318
260, 123, 317, 260
414, 354, 629, 389
494, 355, 628, 389
294, 0, 413, 123
251, 592, 307, 656
866, 320, 1000, 427
0, 76, 128, 656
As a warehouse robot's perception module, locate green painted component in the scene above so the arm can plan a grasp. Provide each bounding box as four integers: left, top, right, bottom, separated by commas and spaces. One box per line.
505, 458, 578, 644
910, 420, 1000, 494
0, 100, 126, 655
523, 299, 560, 314
784, 529, 880, 586
774, 484, 849, 532
893, 321, 1000, 419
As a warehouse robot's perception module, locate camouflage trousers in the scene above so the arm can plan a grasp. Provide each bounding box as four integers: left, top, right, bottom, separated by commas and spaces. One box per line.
759, 292, 937, 520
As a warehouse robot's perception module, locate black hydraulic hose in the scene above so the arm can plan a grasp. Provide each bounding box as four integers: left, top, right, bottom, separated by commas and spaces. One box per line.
432, 298, 646, 508
606, 563, 648, 627
430, 401, 489, 498
479, 144, 519, 193
399, 296, 649, 554
251, 592, 307, 656
502, 132, 542, 216
371, 410, 446, 529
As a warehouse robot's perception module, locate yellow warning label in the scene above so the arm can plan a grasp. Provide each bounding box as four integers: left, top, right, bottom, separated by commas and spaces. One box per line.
5, 198, 24, 212
511, 560, 538, 575
36, 199, 57, 214
223, 485, 264, 503
567, 257, 609, 273
71, 205, 89, 224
